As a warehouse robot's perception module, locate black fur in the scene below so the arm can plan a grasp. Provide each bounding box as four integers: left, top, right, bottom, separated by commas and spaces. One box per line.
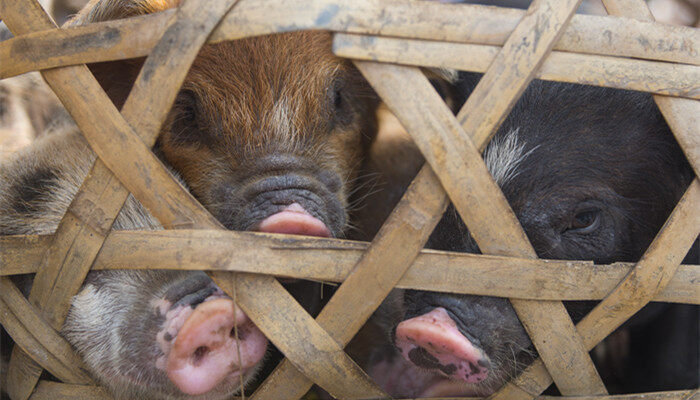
8, 167, 58, 216
390, 73, 697, 394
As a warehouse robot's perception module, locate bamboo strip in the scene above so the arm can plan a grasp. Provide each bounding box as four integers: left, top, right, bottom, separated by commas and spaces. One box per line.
333, 34, 700, 100
0, 278, 92, 385
28, 381, 113, 400
1, 0, 229, 396
2, 0, 699, 79
493, 180, 700, 400
22, 382, 699, 400
3, 0, 385, 397
602, 0, 655, 19
602, 0, 700, 187
214, 0, 700, 65
251, 164, 449, 399
214, 272, 384, 399
358, 1, 610, 396
1, 232, 697, 304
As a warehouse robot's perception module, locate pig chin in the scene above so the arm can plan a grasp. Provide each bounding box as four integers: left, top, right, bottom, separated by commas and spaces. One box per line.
368, 348, 488, 398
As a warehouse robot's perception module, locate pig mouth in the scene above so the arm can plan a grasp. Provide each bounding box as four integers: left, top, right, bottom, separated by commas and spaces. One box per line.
254, 202, 332, 237
369, 350, 487, 398
370, 307, 494, 397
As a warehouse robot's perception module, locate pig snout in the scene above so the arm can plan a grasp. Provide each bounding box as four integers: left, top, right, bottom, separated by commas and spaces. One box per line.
394, 307, 490, 383
256, 202, 331, 237
154, 276, 268, 396
166, 299, 267, 395
238, 170, 344, 236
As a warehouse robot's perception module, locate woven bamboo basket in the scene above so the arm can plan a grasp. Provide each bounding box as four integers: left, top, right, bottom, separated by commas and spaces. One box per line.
0, 0, 698, 399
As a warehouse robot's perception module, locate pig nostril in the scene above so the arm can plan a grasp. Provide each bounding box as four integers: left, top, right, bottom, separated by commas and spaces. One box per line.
230, 326, 247, 341
192, 346, 209, 365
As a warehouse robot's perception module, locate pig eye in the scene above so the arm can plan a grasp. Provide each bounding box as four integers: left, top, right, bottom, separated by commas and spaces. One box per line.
330, 78, 353, 126
566, 207, 601, 234
176, 90, 198, 124
170, 90, 204, 145
334, 87, 343, 110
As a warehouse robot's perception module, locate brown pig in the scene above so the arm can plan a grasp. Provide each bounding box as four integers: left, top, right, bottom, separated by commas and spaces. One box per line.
0, 0, 380, 398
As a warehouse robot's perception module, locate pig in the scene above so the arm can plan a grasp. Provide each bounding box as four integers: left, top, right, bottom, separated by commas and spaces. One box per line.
0, 0, 380, 398
0, 72, 70, 158
351, 72, 698, 397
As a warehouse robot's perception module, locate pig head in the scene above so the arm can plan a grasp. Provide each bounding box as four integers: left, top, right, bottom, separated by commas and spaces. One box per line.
1, 1, 380, 399
353, 73, 696, 397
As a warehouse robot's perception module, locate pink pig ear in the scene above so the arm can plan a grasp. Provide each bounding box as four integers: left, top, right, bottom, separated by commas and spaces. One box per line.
395, 307, 490, 384
255, 203, 332, 238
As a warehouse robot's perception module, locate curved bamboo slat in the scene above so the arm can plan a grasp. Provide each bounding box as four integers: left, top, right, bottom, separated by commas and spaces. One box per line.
1, 0, 383, 398
332, 34, 700, 100
2, 0, 236, 397
492, 180, 700, 400
2, 0, 699, 81
0, 0, 697, 399
2, 232, 698, 304
0, 277, 92, 385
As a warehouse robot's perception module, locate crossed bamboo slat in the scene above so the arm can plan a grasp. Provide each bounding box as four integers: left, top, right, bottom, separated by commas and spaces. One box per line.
1, 0, 383, 398
0, 0, 697, 399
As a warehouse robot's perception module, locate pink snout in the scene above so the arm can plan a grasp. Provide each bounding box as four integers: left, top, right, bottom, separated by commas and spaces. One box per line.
256, 203, 331, 237
166, 299, 268, 395
395, 307, 490, 383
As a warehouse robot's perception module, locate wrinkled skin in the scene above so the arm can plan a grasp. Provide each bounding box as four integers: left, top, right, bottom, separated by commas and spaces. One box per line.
1, 1, 379, 399
351, 72, 697, 397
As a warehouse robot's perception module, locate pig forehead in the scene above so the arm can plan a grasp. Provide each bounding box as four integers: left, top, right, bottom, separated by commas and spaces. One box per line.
188, 33, 343, 94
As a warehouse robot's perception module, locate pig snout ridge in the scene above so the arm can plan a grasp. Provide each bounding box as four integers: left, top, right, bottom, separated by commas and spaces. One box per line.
166, 298, 268, 395
395, 307, 490, 383
255, 202, 331, 237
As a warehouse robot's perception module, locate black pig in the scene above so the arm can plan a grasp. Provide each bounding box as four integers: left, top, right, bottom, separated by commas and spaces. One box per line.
353, 72, 698, 397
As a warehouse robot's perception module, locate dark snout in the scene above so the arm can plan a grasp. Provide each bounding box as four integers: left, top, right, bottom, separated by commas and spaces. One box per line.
236, 155, 346, 237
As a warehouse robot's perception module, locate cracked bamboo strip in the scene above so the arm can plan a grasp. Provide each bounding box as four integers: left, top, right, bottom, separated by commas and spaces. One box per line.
2, 0, 699, 80
1, 0, 383, 398
2, 232, 697, 304
332, 34, 700, 100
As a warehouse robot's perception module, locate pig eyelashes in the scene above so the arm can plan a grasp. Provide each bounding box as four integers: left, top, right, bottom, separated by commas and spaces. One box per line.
564, 205, 602, 234
169, 90, 212, 146
329, 78, 355, 128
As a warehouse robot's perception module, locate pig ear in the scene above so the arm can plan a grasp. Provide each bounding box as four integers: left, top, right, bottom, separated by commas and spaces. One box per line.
422, 68, 459, 111
65, 0, 177, 109
66, 0, 180, 26
423, 67, 458, 84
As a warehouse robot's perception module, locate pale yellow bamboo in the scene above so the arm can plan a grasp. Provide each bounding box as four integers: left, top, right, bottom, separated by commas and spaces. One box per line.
333, 34, 700, 100
2, 0, 699, 79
